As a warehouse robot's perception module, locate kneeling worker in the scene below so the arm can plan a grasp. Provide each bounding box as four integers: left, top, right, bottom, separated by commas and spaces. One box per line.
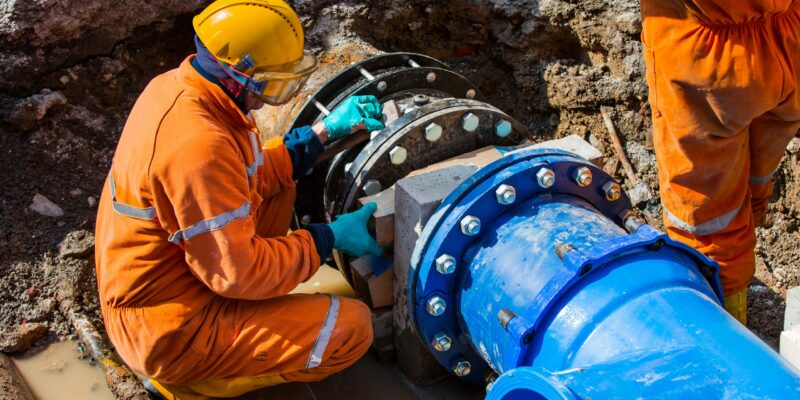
94, 1, 384, 398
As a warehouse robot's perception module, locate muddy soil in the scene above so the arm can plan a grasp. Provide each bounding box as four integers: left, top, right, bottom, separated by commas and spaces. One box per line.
0, 0, 798, 394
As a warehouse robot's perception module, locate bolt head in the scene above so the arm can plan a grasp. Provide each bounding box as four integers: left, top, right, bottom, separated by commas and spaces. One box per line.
453, 360, 472, 377
460, 215, 481, 236
376, 81, 387, 92
495, 184, 516, 205
435, 254, 457, 274
432, 332, 452, 352
424, 123, 443, 142
462, 113, 480, 132
465, 89, 477, 99
536, 168, 556, 188
426, 296, 447, 316
389, 146, 408, 165
573, 166, 593, 187
426, 72, 437, 83
363, 179, 382, 196
494, 120, 513, 138
603, 181, 621, 201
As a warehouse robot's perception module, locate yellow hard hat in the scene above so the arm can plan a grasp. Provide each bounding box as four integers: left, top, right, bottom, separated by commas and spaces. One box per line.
193, 0, 319, 105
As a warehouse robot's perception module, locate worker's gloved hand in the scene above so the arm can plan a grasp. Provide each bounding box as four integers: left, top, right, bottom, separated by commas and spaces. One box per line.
323, 95, 384, 140
328, 202, 383, 257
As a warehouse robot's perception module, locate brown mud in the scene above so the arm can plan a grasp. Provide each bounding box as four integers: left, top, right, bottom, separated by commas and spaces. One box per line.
0, 0, 798, 397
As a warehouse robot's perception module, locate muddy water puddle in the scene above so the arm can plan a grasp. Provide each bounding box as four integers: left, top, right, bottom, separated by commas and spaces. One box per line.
13, 340, 114, 400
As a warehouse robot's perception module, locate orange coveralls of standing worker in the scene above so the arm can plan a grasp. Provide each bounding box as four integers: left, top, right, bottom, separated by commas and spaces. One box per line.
641, 0, 800, 323
94, 1, 385, 399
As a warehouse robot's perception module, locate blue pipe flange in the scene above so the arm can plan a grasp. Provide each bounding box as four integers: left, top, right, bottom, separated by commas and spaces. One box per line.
409, 148, 635, 383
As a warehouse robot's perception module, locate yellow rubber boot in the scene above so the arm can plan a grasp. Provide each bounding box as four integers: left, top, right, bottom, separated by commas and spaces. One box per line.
724, 288, 748, 325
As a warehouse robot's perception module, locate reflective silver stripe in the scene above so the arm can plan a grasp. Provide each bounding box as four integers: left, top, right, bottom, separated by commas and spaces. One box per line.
749, 171, 775, 186
109, 175, 157, 220
306, 295, 340, 369
168, 202, 251, 244
665, 205, 741, 235
246, 131, 264, 177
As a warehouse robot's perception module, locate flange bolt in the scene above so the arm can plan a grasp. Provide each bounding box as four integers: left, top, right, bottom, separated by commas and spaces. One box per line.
453, 360, 472, 377
462, 113, 480, 132
494, 120, 513, 138
495, 184, 516, 205
436, 254, 457, 275
427, 296, 447, 316
536, 168, 556, 188
460, 215, 481, 236
603, 181, 622, 201
389, 146, 408, 165
432, 332, 452, 352
363, 179, 382, 196
425, 122, 443, 142
573, 167, 593, 187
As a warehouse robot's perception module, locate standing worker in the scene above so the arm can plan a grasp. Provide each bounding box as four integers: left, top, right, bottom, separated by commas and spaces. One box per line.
94, 1, 385, 398
641, 0, 799, 323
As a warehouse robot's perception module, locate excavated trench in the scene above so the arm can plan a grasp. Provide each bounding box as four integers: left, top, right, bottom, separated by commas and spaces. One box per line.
0, 0, 798, 398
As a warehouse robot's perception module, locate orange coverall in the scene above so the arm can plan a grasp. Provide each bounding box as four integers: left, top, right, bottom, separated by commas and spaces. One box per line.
641, 0, 800, 321
95, 57, 371, 394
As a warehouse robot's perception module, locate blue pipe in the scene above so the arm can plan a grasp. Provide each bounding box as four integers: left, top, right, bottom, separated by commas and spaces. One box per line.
409, 148, 800, 398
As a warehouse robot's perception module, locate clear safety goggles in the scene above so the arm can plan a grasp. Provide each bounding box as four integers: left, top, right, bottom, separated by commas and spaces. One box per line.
250, 53, 319, 105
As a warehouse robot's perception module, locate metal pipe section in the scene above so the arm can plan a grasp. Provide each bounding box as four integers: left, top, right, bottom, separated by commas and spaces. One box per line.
410, 149, 800, 398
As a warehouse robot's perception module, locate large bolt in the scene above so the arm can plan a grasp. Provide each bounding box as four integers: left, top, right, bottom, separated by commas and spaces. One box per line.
425, 123, 443, 142
573, 166, 593, 187
460, 215, 481, 236
603, 181, 621, 201
427, 296, 447, 316
432, 332, 452, 352
389, 146, 408, 165
536, 168, 556, 188
436, 254, 457, 274
494, 120, 513, 138
426, 72, 437, 83
452, 360, 472, 377
363, 179, 382, 196
462, 113, 480, 132
495, 184, 516, 205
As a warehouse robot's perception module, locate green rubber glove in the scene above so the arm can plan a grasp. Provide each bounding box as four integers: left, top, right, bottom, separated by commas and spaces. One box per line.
323, 95, 385, 140
329, 202, 383, 257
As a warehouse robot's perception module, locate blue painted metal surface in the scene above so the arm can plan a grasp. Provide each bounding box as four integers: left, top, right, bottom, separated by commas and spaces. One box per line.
408, 147, 800, 397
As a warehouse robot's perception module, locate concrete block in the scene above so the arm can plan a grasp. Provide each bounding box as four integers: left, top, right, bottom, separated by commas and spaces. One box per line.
528, 134, 604, 166
350, 255, 393, 308
358, 186, 396, 246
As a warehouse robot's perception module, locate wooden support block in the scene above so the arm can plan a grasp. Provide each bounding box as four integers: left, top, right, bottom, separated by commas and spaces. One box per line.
358, 186, 396, 246
350, 255, 393, 308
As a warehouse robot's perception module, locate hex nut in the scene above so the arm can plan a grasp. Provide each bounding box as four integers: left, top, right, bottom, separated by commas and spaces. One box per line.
432, 332, 452, 352
453, 360, 472, 377
460, 215, 481, 236
436, 254, 457, 274
603, 181, 622, 201
389, 146, 408, 165
462, 113, 480, 132
427, 296, 446, 316
426, 72, 437, 83
495, 184, 516, 205
363, 179, 382, 196
425, 123, 443, 142
494, 120, 513, 138
573, 166, 593, 187
536, 168, 556, 188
